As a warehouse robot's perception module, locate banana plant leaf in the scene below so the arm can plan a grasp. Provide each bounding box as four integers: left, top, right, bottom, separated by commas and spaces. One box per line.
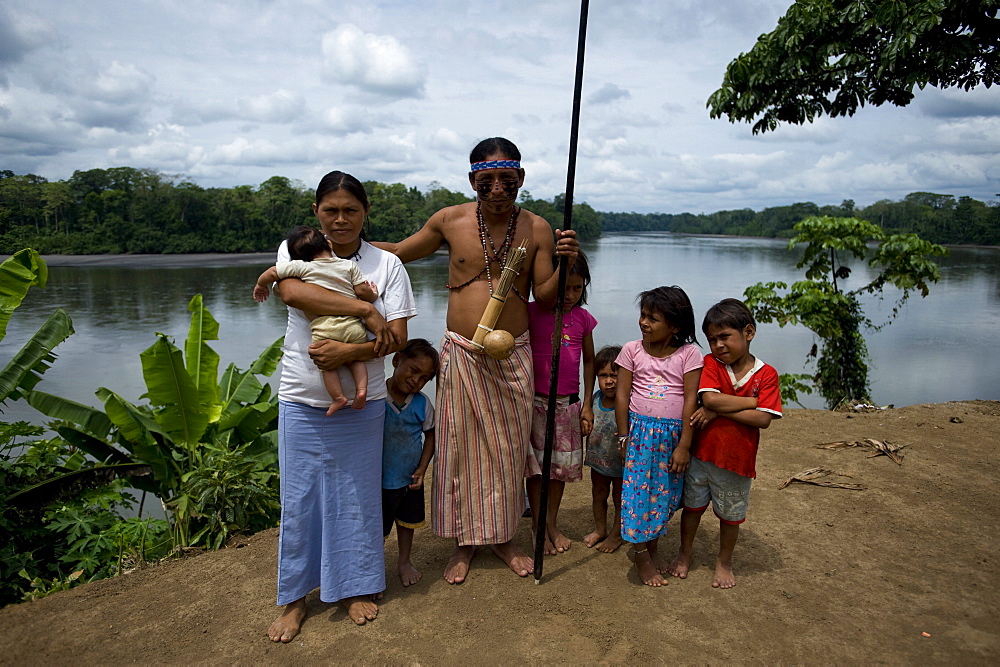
5, 463, 152, 508
95, 387, 180, 488
184, 294, 222, 412
246, 336, 284, 376
219, 337, 283, 409
54, 424, 133, 464
26, 389, 115, 439
0, 309, 74, 405
0, 248, 48, 342
140, 335, 211, 446
235, 401, 279, 443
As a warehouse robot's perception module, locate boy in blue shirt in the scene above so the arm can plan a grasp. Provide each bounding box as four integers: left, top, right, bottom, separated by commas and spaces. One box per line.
382, 339, 439, 587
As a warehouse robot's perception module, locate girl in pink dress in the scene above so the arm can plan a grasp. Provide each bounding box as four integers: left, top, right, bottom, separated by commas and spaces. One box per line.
525, 251, 596, 555
615, 285, 703, 586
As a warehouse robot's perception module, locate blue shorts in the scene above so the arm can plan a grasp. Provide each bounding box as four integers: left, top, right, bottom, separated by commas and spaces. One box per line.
682, 456, 752, 524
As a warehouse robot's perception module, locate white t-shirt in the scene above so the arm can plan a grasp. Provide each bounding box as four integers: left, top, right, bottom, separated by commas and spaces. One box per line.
277, 239, 417, 407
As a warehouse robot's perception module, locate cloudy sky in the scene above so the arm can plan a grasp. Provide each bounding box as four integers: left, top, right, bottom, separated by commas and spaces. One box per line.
1, 0, 997, 214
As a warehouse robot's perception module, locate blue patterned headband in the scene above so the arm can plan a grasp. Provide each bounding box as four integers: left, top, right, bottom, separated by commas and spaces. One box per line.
470, 159, 521, 172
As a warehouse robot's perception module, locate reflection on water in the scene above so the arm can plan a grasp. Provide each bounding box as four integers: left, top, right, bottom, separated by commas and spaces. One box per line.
1, 236, 997, 427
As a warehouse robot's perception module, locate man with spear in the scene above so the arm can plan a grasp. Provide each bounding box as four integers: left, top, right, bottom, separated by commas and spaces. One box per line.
375, 137, 578, 583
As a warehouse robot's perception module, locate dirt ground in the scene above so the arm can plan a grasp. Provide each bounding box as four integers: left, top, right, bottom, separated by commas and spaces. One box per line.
1, 401, 997, 664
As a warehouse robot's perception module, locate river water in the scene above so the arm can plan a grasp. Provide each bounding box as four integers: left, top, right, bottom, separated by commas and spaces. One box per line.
2, 234, 997, 427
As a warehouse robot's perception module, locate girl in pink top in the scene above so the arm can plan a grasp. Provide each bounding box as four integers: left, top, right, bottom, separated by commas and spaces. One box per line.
615, 285, 703, 586
526, 251, 597, 555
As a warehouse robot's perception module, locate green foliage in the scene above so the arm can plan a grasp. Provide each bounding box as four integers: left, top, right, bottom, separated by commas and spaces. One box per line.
0, 251, 280, 606
0, 250, 75, 406
26, 294, 283, 550
708, 0, 999, 133
1, 425, 171, 606
598, 194, 999, 245
744, 216, 947, 408
777, 373, 815, 408
0, 169, 615, 254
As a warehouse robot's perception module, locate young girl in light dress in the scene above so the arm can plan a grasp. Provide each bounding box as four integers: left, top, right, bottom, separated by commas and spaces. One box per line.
615, 285, 702, 586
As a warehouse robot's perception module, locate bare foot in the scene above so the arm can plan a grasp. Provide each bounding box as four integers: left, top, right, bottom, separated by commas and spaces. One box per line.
653, 551, 671, 575
398, 560, 422, 587
667, 552, 691, 578
531, 526, 557, 554
267, 599, 306, 643
582, 530, 607, 548
634, 551, 668, 587
444, 545, 475, 584
596, 533, 623, 553
491, 541, 533, 577
340, 596, 378, 625
713, 559, 736, 589
325, 396, 349, 416
548, 527, 572, 553
351, 389, 367, 410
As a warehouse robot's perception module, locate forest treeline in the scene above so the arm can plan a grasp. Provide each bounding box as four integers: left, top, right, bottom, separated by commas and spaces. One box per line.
0, 167, 996, 254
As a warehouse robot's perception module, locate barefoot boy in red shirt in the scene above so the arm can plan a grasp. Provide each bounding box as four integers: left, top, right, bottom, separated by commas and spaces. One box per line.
668, 298, 782, 588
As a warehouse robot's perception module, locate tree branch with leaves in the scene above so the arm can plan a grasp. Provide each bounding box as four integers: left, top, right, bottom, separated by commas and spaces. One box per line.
708, 0, 999, 133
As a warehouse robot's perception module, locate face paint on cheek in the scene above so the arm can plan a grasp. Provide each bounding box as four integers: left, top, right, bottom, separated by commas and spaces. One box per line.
474, 174, 520, 203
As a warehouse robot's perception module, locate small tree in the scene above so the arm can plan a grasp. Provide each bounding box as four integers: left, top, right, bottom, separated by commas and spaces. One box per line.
744, 216, 946, 408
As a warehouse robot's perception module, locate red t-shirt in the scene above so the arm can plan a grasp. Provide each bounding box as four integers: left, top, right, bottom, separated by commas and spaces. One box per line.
691, 354, 782, 478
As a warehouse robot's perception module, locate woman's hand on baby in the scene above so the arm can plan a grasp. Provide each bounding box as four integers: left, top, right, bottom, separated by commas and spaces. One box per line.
308, 339, 354, 371
362, 306, 397, 356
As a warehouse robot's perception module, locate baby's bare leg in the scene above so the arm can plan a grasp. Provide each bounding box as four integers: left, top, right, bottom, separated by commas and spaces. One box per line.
321, 368, 349, 416
348, 360, 368, 410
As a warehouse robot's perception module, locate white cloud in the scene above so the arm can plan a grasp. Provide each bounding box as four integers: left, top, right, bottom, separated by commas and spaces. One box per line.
0, 0, 995, 212
321, 24, 425, 98
236, 89, 306, 123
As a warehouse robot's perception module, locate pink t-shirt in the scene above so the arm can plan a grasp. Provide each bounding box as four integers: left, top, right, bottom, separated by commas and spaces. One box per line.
615, 341, 703, 420
528, 302, 598, 396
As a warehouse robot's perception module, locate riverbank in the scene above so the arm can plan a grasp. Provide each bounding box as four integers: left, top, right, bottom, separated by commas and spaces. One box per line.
1, 401, 997, 663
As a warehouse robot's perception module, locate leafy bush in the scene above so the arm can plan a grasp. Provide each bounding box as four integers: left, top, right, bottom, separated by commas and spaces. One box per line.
745, 216, 946, 408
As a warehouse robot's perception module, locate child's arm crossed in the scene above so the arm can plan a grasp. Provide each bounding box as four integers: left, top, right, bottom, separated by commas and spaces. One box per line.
702, 392, 774, 429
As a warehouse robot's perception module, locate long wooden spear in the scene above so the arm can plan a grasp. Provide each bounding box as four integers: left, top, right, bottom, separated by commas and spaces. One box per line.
534, 0, 590, 584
